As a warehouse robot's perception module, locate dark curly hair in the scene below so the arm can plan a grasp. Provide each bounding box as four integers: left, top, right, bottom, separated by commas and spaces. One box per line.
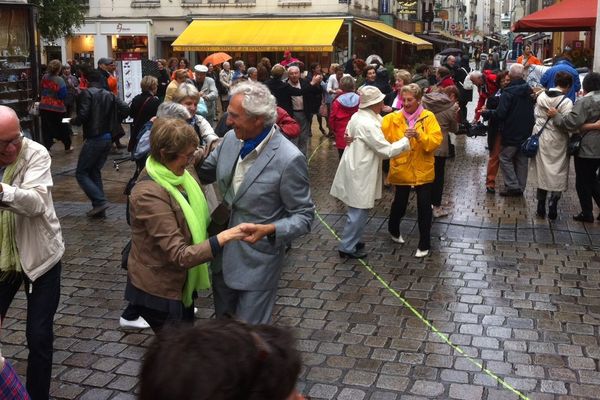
139, 319, 301, 400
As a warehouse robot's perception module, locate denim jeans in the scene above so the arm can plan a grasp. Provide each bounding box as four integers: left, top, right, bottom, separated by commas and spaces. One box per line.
0, 262, 61, 400
76, 136, 112, 207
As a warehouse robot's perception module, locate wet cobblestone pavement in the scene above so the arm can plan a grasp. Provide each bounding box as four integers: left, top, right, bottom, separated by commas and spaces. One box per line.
3, 118, 600, 399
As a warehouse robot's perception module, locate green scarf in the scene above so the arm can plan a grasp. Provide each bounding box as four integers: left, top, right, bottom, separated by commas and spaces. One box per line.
0, 140, 27, 281
145, 156, 211, 307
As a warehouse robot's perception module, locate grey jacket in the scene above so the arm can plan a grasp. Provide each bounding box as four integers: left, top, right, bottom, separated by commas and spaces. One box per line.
195, 77, 218, 121
198, 127, 314, 290
553, 90, 600, 158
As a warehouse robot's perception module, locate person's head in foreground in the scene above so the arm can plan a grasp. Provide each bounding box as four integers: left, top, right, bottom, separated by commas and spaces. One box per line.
139, 319, 302, 400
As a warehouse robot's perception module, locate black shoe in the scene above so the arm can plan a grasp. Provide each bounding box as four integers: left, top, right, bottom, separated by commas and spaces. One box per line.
356, 242, 365, 251
536, 200, 546, 218
486, 187, 495, 194
86, 203, 110, 217
573, 213, 594, 223
339, 250, 367, 259
499, 189, 523, 197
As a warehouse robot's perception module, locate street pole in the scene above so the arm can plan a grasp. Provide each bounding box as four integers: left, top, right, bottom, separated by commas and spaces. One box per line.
595, 0, 600, 71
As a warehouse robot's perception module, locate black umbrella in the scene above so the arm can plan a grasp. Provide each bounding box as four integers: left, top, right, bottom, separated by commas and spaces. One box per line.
439, 47, 463, 55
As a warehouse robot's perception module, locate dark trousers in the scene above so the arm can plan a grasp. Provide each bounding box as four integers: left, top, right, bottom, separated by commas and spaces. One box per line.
0, 262, 61, 400
136, 305, 194, 334
40, 110, 71, 151
388, 184, 433, 251
121, 303, 142, 320
432, 157, 446, 207
75, 137, 112, 208
574, 157, 600, 217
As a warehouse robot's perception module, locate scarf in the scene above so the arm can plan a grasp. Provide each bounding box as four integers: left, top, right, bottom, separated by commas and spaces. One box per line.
145, 156, 211, 307
239, 125, 272, 159
0, 140, 27, 281
401, 104, 425, 129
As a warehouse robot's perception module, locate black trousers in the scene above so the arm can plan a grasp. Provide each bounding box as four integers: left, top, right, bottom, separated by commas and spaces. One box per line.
136, 305, 194, 334
574, 157, 600, 217
0, 262, 61, 400
388, 184, 433, 251
431, 157, 446, 207
40, 110, 71, 151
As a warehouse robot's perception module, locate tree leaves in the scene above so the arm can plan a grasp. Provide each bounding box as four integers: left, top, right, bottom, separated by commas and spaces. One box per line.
30, 0, 86, 40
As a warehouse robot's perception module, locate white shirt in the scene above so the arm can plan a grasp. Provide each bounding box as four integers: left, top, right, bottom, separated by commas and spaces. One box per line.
290, 81, 303, 111
232, 127, 275, 194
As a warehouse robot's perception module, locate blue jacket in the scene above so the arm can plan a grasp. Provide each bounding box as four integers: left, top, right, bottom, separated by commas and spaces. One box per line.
540, 60, 581, 102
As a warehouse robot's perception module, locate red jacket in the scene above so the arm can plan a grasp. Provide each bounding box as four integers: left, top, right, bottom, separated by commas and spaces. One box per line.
276, 107, 300, 139
438, 75, 455, 88
329, 92, 360, 150
475, 70, 498, 121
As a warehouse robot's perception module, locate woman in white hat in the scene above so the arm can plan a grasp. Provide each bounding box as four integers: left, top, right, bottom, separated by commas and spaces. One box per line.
330, 86, 411, 259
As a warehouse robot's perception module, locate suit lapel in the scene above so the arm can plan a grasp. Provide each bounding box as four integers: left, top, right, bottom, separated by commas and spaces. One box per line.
233, 129, 281, 202
221, 134, 242, 192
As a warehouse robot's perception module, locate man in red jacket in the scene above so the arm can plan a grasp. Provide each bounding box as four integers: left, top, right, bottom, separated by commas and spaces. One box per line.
470, 69, 498, 123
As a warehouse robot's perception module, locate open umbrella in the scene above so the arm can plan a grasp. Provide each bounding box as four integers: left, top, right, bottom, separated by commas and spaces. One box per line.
439, 47, 463, 56
202, 52, 232, 66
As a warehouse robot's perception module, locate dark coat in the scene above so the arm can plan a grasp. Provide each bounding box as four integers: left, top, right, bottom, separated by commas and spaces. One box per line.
129, 91, 160, 143
72, 82, 130, 139
156, 69, 170, 99
491, 78, 535, 147
265, 78, 303, 117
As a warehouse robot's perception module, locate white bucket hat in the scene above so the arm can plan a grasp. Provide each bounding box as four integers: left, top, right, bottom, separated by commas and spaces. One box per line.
358, 86, 385, 109
194, 64, 208, 73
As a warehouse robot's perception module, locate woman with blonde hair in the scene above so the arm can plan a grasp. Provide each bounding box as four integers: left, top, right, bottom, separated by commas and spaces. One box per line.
382, 83, 443, 258
165, 69, 189, 102
129, 75, 161, 152
126, 118, 256, 332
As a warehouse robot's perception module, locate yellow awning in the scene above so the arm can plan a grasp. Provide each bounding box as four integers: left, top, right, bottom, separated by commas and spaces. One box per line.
172, 19, 344, 52
355, 19, 432, 51
438, 31, 472, 45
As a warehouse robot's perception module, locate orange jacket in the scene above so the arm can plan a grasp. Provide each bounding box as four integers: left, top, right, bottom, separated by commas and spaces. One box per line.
381, 109, 442, 186
516, 54, 542, 66
107, 75, 118, 95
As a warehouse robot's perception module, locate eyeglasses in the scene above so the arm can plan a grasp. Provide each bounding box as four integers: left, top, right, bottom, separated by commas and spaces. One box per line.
0, 133, 23, 150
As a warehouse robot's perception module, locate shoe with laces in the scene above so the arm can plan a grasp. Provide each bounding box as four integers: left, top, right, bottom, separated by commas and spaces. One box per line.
415, 249, 430, 258
390, 235, 405, 244
119, 317, 150, 330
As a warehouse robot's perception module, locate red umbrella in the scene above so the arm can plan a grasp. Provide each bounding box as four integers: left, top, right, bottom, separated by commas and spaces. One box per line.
202, 52, 232, 66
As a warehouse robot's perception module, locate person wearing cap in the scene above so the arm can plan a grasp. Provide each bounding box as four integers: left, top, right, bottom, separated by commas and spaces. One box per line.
280, 50, 300, 68
330, 86, 411, 259
97, 57, 114, 92
381, 83, 442, 258
194, 64, 218, 127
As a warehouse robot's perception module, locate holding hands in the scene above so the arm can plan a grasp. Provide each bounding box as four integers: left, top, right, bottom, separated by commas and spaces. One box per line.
216, 223, 276, 246
546, 107, 558, 118
405, 127, 419, 140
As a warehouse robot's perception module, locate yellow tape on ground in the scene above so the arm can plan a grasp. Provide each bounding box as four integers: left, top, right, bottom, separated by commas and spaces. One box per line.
307, 139, 530, 400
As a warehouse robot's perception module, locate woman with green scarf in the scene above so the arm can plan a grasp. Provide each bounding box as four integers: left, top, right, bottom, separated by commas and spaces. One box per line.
125, 117, 254, 332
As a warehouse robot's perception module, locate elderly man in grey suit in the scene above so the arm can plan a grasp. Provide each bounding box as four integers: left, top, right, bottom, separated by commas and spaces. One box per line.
198, 81, 314, 324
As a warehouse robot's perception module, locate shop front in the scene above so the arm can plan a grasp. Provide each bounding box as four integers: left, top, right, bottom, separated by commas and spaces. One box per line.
65, 19, 153, 66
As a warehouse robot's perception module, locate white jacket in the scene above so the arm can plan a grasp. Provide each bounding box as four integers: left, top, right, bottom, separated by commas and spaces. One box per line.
330, 108, 410, 209
0, 138, 64, 281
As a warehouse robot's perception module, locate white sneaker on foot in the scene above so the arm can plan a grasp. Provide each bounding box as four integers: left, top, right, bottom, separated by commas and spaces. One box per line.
119, 316, 150, 330
390, 235, 405, 244
415, 249, 430, 258
432, 206, 449, 218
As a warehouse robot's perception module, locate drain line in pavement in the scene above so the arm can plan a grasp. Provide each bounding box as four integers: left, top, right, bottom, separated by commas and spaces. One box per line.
307, 140, 531, 400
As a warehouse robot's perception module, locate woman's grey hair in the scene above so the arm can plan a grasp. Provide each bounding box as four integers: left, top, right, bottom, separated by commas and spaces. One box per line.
339, 75, 355, 92
247, 67, 257, 75
156, 102, 191, 120
223, 61, 230, 69
234, 60, 244, 70
229, 81, 277, 126
172, 83, 200, 103
509, 63, 525, 79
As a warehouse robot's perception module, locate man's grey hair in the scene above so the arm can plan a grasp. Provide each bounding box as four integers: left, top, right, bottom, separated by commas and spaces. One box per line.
234, 60, 244, 70
156, 102, 190, 120
287, 65, 300, 73
229, 81, 277, 126
509, 63, 525, 79
247, 67, 257, 75
469, 70, 482, 80
222, 61, 230, 69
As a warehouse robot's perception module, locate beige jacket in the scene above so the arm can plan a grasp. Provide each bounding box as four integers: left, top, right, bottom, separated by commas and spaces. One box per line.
0, 138, 64, 281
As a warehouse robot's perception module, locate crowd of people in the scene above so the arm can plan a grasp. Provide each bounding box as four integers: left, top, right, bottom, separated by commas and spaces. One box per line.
0, 46, 599, 399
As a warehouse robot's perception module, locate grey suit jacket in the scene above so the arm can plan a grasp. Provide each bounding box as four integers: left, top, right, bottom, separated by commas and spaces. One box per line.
198, 126, 314, 291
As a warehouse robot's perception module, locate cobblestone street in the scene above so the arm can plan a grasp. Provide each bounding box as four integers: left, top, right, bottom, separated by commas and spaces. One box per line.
3, 119, 600, 399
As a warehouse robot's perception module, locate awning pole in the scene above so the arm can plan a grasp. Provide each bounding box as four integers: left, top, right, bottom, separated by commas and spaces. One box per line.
595, 0, 600, 71
348, 21, 353, 59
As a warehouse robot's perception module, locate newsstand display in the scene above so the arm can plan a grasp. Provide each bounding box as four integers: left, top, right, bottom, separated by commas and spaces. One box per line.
0, 3, 41, 141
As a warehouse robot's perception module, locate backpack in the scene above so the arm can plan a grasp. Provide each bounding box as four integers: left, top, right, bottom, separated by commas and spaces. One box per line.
459, 68, 474, 90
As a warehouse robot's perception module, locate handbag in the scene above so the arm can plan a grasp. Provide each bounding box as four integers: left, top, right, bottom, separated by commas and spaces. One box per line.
567, 133, 585, 156
521, 95, 567, 158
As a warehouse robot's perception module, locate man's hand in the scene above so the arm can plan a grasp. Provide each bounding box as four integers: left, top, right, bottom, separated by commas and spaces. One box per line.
216, 223, 257, 246
547, 107, 558, 118
311, 75, 323, 85
382, 105, 393, 113
404, 128, 418, 139
241, 223, 276, 244
344, 133, 354, 145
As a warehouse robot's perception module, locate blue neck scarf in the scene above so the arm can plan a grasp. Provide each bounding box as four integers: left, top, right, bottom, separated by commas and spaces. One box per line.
239, 125, 272, 159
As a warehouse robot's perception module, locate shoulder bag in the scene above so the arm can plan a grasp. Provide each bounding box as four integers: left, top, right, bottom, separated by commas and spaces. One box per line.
521, 96, 567, 158
567, 133, 586, 156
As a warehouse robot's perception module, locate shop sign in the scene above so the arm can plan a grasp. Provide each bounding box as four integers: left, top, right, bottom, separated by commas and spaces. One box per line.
100, 22, 148, 35
397, 0, 418, 16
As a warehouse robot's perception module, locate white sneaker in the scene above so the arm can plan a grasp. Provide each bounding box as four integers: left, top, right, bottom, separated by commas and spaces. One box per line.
432, 206, 449, 218
390, 235, 405, 244
119, 316, 150, 330
415, 249, 430, 258
194, 307, 199, 314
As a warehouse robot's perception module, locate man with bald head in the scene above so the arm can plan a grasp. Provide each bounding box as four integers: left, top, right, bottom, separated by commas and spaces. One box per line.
0, 106, 64, 399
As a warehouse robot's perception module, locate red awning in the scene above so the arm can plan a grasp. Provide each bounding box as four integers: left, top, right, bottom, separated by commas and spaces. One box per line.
512, 0, 597, 32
